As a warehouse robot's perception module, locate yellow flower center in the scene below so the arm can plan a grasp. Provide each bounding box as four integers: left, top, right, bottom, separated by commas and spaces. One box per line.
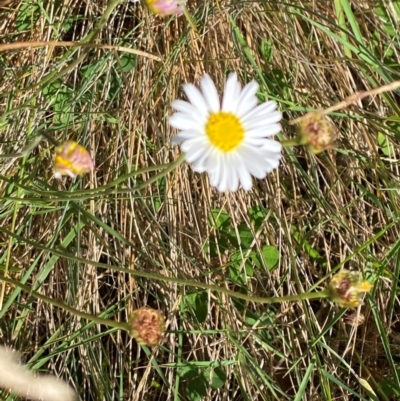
205, 112, 245, 152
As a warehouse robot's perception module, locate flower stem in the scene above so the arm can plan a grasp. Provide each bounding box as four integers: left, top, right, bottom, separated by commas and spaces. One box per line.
0, 272, 330, 332
280, 138, 302, 148
0, 275, 130, 332
37, 130, 60, 146
110, 153, 187, 195
0, 226, 333, 307
38, 153, 187, 201
0, 130, 58, 159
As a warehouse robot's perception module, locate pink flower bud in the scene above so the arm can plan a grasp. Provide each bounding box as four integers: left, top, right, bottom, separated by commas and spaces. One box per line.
54, 140, 94, 179
144, 0, 185, 16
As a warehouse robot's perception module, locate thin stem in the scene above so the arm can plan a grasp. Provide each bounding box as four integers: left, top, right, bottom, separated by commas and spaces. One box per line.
0, 228, 332, 307
0, 275, 130, 332
289, 79, 400, 125
0, 130, 59, 159
41, 153, 187, 201
37, 130, 60, 146
0, 41, 161, 61
280, 138, 302, 148
0, 267, 330, 309
109, 153, 187, 195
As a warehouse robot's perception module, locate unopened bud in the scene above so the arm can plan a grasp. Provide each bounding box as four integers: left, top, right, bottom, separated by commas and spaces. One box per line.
143, 0, 186, 16
54, 140, 94, 179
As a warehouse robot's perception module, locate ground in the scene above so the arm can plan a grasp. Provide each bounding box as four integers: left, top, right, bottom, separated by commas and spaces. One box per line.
0, 1, 400, 400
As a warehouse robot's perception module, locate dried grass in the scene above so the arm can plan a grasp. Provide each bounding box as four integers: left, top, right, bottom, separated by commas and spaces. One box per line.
1, 0, 400, 399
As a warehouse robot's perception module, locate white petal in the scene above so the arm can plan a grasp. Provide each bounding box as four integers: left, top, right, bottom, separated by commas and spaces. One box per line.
243, 111, 282, 131
192, 146, 213, 172
172, 100, 207, 124
246, 123, 281, 138
222, 73, 240, 113
209, 169, 220, 188
183, 84, 209, 116
0, 346, 76, 401
171, 131, 197, 145
172, 99, 194, 113
182, 139, 213, 166
237, 164, 253, 191
261, 139, 283, 153
262, 149, 282, 160
263, 156, 281, 171
228, 172, 239, 191
264, 123, 282, 137
239, 146, 269, 179
186, 147, 210, 164
236, 81, 259, 118
181, 137, 207, 155
227, 155, 240, 191
256, 142, 282, 171
217, 161, 230, 192
200, 74, 220, 112
243, 137, 270, 146
169, 112, 204, 131
207, 153, 223, 186
233, 77, 242, 98
246, 163, 267, 179
205, 149, 217, 172
241, 100, 278, 124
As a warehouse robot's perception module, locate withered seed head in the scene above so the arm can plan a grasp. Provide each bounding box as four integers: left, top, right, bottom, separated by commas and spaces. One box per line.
298, 112, 337, 154
128, 307, 166, 347
328, 270, 373, 308
344, 311, 365, 327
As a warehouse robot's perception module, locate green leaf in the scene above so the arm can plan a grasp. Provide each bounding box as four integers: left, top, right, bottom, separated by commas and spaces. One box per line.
228, 259, 242, 284
230, 252, 254, 282
261, 245, 280, 270
290, 225, 326, 267
178, 366, 198, 379
375, 5, 396, 37
16, 2, 40, 31
60, 16, 75, 32
0, 264, 21, 272
82, 65, 97, 79
245, 263, 254, 277
205, 235, 229, 258
261, 38, 274, 63
204, 366, 226, 389
209, 209, 231, 231
119, 53, 137, 73
245, 310, 275, 327
42, 80, 73, 113
378, 132, 394, 156
248, 205, 268, 231
228, 224, 254, 249
185, 377, 207, 401
183, 292, 208, 323
251, 245, 280, 270
379, 378, 400, 397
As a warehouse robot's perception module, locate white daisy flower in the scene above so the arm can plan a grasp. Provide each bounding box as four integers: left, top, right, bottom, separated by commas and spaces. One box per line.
169, 73, 283, 192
